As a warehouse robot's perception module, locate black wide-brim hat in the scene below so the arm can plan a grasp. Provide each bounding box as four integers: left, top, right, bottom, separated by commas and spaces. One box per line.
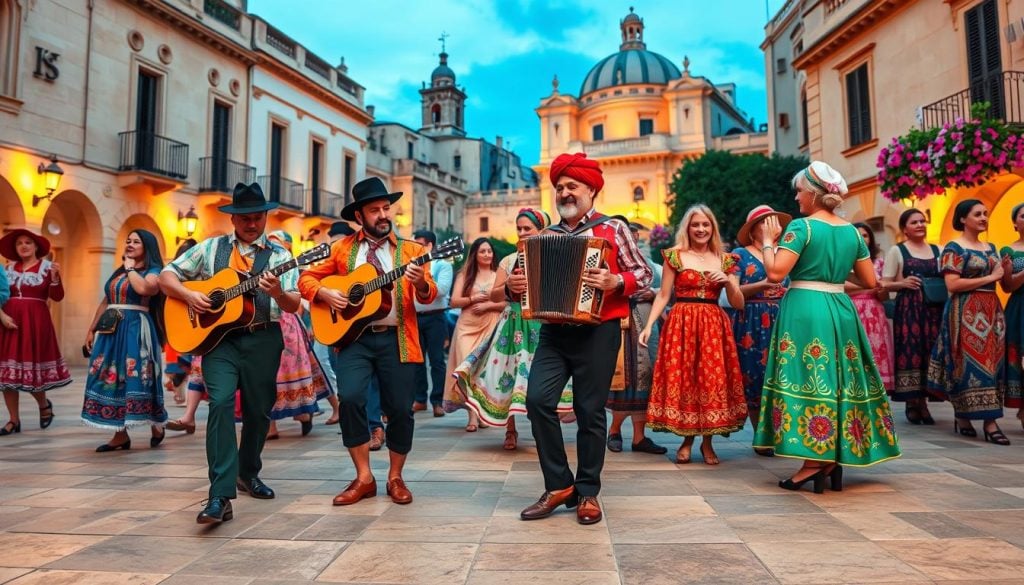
0, 228, 51, 262
218, 182, 280, 214
341, 177, 403, 222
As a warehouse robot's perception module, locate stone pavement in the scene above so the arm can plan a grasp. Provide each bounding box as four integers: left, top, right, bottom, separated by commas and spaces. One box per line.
2, 370, 1024, 584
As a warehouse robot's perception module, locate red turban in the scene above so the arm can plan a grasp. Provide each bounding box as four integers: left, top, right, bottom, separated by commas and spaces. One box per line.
549, 152, 604, 193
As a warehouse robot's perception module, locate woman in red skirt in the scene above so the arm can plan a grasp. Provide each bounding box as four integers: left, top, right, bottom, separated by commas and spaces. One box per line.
0, 229, 72, 435
641, 205, 748, 465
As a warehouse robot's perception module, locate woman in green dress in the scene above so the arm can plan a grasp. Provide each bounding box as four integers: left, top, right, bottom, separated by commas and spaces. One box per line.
754, 161, 901, 494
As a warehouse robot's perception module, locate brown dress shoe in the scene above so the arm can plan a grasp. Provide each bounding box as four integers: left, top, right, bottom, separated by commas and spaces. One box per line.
412, 402, 427, 412
576, 496, 602, 525
432, 405, 445, 417
368, 427, 385, 451
333, 478, 377, 505
520, 486, 577, 520
386, 477, 413, 504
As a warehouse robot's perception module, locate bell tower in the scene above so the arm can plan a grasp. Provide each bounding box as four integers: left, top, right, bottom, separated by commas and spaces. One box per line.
420, 33, 467, 137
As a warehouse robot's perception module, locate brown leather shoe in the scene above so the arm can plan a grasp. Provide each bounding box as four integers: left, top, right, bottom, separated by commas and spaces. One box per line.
520, 486, 577, 520
332, 478, 377, 506
432, 405, 445, 417
412, 401, 427, 412
576, 496, 602, 525
386, 477, 413, 504
368, 428, 385, 451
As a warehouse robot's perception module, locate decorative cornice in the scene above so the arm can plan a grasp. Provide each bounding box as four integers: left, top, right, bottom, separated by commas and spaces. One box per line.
793, 0, 904, 70
256, 56, 374, 126
123, 0, 258, 65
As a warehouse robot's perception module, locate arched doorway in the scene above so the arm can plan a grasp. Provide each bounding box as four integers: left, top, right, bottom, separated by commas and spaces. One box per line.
42, 189, 103, 365
937, 173, 1023, 245
0, 174, 26, 229
115, 214, 166, 261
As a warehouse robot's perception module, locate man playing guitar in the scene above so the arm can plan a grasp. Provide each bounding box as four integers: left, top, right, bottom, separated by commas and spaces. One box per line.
298, 177, 436, 507
158, 182, 301, 525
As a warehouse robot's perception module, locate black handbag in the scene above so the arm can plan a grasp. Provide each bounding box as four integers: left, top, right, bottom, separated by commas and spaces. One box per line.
921, 277, 948, 306
95, 308, 123, 334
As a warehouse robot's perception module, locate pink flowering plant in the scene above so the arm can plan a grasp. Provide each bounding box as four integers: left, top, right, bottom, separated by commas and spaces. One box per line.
648, 224, 673, 263
877, 103, 1024, 203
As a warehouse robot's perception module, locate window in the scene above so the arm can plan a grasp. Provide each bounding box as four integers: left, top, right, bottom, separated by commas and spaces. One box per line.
310, 139, 324, 214
965, 0, 1003, 119
0, 0, 23, 100
479, 217, 489, 233
269, 122, 286, 200
639, 118, 654, 136
343, 153, 354, 205
431, 104, 441, 124
456, 107, 462, 127
453, 155, 461, 170
407, 141, 414, 159
447, 206, 453, 229
592, 124, 604, 142
429, 200, 435, 230
210, 101, 232, 190
800, 90, 809, 147
134, 69, 162, 170
845, 63, 872, 147
776, 58, 787, 74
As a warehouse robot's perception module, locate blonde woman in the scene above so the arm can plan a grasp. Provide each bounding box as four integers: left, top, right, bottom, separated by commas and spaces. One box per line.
641, 204, 748, 465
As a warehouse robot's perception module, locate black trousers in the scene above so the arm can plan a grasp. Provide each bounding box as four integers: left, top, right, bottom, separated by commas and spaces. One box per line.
330, 328, 417, 454
414, 312, 448, 406
526, 320, 621, 497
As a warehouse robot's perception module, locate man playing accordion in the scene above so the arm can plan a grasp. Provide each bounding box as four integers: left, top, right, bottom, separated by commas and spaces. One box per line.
508, 152, 653, 525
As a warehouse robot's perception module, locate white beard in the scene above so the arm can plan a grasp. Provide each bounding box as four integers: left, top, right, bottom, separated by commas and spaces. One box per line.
556, 203, 578, 219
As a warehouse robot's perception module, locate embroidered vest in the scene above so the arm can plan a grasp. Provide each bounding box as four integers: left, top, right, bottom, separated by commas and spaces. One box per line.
214, 236, 271, 324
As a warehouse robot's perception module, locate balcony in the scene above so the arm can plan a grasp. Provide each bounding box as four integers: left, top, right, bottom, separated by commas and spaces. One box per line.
117, 130, 189, 194
199, 157, 256, 194
307, 188, 343, 218
570, 134, 670, 157
393, 159, 468, 190
921, 71, 1024, 130
257, 175, 304, 212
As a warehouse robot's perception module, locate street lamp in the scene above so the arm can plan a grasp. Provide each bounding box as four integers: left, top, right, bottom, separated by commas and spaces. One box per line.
632, 185, 645, 218
32, 155, 64, 207
177, 206, 199, 244
298, 228, 320, 255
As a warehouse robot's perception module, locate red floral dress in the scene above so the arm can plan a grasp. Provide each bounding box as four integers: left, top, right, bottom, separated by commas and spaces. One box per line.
646, 250, 748, 436
0, 260, 72, 392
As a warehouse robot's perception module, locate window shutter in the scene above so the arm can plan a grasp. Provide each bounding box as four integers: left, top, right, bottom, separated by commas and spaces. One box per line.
856, 65, 872, 144
846, 64, 872, 146
966, 0, 1004, 118
846, 68, 861, 145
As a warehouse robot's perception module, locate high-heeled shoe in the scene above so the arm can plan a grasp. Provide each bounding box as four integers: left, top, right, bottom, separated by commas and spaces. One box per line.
39, 399, 54, 429
96, 439, 131, 452
779, 467, 828, 494
150, 428, 165, 448
828, 464, 843, 491
954, 420, 977, 437
904, 406, 923, 425
0, 421, 21, 436
983, 425, 1011, 446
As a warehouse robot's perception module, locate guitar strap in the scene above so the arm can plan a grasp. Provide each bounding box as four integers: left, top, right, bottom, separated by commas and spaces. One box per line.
215, 235, 273, 323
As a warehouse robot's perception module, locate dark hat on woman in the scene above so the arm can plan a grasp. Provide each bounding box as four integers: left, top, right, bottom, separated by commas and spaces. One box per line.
340, 177, 403, 222
218, 182, 280, 214
0, 229, 51, 261
736, 205, 793, 246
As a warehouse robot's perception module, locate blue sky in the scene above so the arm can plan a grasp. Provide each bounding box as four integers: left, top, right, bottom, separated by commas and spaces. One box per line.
248, 1, 787, 166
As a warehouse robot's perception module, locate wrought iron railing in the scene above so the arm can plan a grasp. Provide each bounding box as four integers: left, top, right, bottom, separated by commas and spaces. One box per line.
305, 52, 331, 80
199, 157, 256, 193
203, 0, 241, 29
265, 25, 296, 58
921, 71, 1024, 129
257, 175, 304, 210
118, 130, 189, 180
307, 188, 343, 217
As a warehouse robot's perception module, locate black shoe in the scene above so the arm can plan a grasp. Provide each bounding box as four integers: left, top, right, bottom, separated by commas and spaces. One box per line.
779, 467, 828, 494
606, 433, 623, 453
828, 464, 843, 491
0, 421, 20, 436
984, 425, 1011, 446
39, 399, 54, 429
301, 419, 313, 436
236, 477, 275, 499
921, 413, 936, 425
196, 497, 233, 524
904, 406, 923, 425
631, 437, 668, 454
954, 420, 977, 437
150, 428, 165, 448
96, 439, 131, 452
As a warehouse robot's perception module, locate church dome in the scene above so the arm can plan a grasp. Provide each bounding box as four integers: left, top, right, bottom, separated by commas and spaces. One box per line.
579, 7, 681, 97
431, 52, 455, 84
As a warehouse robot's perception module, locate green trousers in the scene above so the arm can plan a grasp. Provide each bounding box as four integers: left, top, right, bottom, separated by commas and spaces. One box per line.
203, 325, 283, 498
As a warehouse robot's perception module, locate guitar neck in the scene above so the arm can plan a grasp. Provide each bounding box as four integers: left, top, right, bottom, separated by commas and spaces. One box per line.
364, 254, 430, 294
224, 259, 298, 301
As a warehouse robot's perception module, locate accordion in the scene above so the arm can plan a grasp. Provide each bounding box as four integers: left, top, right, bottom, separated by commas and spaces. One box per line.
517, 234, 610, 325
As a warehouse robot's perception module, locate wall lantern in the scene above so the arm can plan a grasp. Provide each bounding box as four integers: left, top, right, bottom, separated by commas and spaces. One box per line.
32, 155, 64, 207
298, 228, 320, 255
901, 195, 917, 209
632, 185, 645, 217
177, 206, 199, 244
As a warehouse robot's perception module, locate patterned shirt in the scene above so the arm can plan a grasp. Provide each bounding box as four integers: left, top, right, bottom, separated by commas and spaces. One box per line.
558, 209, 654, 295
162, 232, 298, 321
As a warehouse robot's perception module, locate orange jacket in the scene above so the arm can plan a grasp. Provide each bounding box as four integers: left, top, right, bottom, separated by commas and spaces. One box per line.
298, 230, 437, 363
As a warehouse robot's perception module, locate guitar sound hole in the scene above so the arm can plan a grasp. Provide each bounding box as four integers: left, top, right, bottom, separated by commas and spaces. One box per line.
208, 290, 226, 312
348, 284, 365, 306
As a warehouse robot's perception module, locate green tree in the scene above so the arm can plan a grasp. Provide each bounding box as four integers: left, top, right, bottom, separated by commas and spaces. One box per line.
667, 150, 808, 245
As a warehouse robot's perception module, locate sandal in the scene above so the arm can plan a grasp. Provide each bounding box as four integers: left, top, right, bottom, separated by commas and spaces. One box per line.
0, 421, 20, 436
503, 430, 518, 450
324, 414, 340, 425
984, 425, 1011, 446
165, 419, 196, 434
465, 423, 478, 433
39, 399, 54, 429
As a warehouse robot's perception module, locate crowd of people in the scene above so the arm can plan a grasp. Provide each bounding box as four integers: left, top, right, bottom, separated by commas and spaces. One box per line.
0, 154, 1019, 525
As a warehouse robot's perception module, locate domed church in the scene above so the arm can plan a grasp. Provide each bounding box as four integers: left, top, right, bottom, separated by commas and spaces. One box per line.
534, 7, 768, 226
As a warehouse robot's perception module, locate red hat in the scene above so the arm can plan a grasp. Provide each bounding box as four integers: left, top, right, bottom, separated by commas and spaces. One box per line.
549, 152, 604, 193
0, 229, 51, 262
736, 205, 792, 246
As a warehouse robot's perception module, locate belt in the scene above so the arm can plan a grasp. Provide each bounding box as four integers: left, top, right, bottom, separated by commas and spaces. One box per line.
367, 324, 397, 334
418, 308, 448, 316
107, 304, 149, 312
240, 321, 280, 334
674, 297, 718, 304
790, 280, 845, 294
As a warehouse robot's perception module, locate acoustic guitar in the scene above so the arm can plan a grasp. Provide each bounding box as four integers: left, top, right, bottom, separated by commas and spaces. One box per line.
310, 237, 464, 347
164, 243, 331, 355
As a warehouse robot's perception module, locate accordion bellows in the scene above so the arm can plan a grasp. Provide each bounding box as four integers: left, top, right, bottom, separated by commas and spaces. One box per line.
517, 235, 610, 325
